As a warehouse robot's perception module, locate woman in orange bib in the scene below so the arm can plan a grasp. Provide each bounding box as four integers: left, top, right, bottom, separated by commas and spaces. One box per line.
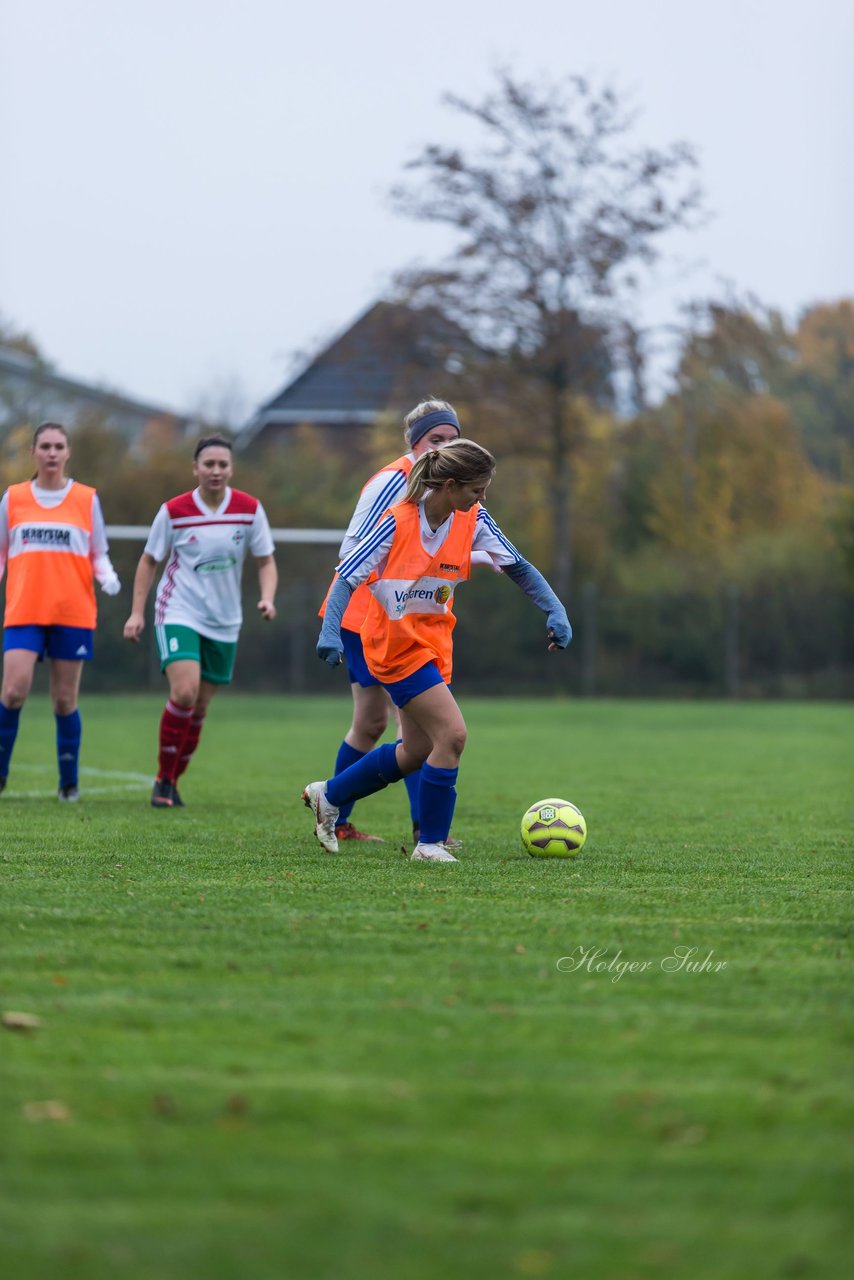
318, 397, 467, 847
0, 422, 121, 800
303, 439, 572, 862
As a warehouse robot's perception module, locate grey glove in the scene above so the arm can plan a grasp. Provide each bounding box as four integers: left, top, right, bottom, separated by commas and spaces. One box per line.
503, 559, 572, 649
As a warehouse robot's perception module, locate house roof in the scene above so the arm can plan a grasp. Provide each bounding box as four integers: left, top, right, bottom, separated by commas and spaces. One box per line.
0, 345, 193, 428
238, 301, 476, 446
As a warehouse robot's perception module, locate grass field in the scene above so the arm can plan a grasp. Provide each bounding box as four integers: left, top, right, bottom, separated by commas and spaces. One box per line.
0, 694, 851, 1280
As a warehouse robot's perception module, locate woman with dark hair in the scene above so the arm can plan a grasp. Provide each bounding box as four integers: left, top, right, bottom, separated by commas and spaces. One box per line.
304, 438, 571, 862
0, 421, 121, 800
123, 435, 277, 807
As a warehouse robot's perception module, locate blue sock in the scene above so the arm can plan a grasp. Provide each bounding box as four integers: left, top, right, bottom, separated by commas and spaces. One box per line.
327, 742, 403, 809
333, 740, 366, 824
404, 768, 421, 826
56, 710, 82, 789
419, 763, 458, 843
0, 702, 21, 779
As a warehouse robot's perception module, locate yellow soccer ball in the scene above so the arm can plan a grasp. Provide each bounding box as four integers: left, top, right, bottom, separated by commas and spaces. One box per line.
521, 798, 587, 858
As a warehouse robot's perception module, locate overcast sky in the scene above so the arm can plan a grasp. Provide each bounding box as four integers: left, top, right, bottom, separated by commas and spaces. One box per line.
2, 0, 852, 421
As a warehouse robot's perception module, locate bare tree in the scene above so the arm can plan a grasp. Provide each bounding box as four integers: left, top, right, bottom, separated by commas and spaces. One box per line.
390, 70, 704, 596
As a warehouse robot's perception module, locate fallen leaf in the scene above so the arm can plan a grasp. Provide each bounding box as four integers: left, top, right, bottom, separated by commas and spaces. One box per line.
22, 1100, 70, 1122
2, 1011, 43, 1031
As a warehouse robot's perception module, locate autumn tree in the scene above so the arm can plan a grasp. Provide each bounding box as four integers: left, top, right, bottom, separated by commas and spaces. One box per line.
642, 394, 826, 558
668, 294, 854, 479
0, 316, 51, 445
784, 299, 854, 476
615, 296, 832, 564
389, 69, 704, 596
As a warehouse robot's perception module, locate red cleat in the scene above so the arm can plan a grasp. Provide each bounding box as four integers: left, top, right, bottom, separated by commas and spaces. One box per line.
335, 822, 384, 843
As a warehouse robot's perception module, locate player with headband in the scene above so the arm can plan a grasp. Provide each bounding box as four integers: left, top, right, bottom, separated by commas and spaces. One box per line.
304, 438, 571, 861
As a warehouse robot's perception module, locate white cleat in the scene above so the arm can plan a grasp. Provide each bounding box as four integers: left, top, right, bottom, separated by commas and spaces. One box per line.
411, 841, 458, 863
302, 781, 339, 853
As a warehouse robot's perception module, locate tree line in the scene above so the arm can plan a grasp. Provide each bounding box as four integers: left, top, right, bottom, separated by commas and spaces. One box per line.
0, 70, 850, 696
0, 291, 849, 698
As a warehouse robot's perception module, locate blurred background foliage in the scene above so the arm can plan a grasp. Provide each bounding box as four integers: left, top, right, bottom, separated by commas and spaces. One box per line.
1, 68, 850, 698
1, 295, 849, 698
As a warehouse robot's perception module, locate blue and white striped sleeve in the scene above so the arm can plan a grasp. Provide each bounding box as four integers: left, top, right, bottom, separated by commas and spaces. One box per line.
336, 513, 396, 587
473, 507, 523, 567
338, 468, 408, 558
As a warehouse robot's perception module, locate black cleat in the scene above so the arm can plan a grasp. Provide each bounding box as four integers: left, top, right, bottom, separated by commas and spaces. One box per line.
151, 778, 175, 808
58, 784, 80, 803
170, 782, 185, 807
0, 776, 6, 795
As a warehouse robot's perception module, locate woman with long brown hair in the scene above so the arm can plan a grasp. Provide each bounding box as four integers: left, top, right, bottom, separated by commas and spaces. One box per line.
0, 421, 121, 800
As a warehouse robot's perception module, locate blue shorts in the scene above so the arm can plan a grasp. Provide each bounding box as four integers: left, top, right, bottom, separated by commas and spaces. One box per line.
3, 624, 94, 662
383, 661, 446, 708
342, 628, 379, 688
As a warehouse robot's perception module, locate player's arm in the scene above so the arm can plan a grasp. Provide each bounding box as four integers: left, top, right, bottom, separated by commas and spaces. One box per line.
345, 468, 408, 548
123, 553, 159, 641
124, 506, 170, 640
502, 559, 572, 650
470, 549, 502, 572
328, 467, 407, 593
317, 513, 396, 667
317, 577, 352, 666
255, 554, 277, 621
90, 495, 121, 595
247, 503, 277, 620
474, 508, 571, 650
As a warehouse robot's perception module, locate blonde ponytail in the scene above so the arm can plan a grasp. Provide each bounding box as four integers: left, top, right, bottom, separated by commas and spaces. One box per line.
404, 438, 495, 504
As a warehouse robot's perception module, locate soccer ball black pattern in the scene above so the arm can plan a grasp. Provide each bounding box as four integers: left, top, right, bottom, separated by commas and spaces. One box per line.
520, 797, 587, 858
